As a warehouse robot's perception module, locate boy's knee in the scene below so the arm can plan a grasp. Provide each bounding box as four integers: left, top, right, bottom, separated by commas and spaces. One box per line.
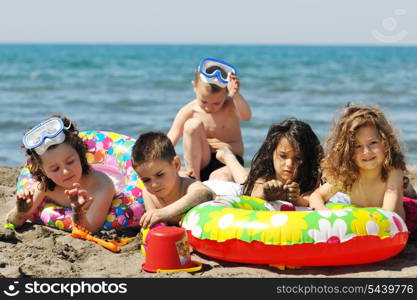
184, 118, 204, 136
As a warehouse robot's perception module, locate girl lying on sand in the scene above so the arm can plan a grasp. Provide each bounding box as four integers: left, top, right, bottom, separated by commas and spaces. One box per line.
6, 115, 115, 233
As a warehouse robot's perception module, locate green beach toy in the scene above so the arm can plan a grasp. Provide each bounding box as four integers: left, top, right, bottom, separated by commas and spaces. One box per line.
3, 223, 15, 231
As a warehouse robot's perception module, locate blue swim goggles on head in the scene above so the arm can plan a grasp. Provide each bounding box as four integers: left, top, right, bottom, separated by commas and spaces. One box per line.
23, 117, 71, 155
198, 58, 237, 88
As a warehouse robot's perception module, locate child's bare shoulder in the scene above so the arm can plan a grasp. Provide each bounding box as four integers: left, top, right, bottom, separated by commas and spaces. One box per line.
387, 168, 404, 182
184, 177, 211, 192
87, 170, 115, 193
95, 169, 113, 181
188, 179, 206, 189
181, 99, 199, 111
175, 100, 200, 117
388, 168, 404, 175
182, 176, 198, 189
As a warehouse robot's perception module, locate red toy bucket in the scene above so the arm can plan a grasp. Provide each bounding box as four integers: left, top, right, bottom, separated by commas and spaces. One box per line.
141, 226, 202, 273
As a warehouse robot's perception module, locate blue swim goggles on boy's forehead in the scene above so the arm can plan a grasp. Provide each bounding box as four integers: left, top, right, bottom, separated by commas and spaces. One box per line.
198, 58, 237, 88
23, 117, 71, 155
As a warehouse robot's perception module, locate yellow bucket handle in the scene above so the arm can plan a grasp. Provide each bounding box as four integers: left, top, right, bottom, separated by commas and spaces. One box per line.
157, 262, 202, 273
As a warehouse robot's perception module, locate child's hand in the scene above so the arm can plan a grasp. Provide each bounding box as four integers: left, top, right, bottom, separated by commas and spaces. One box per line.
207, 138, 228, 152
184, 170, 196, 179
140, 208, 169, 229
283, 180, 300, 203
227, 72, 240, 98
262, 180, 286, 201
16, 187, 35, 213
213, 143, 233, 164
65, 183, 93, 222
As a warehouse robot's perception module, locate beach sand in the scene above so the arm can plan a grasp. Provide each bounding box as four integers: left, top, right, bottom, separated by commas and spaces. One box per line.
1, 165, 417, 278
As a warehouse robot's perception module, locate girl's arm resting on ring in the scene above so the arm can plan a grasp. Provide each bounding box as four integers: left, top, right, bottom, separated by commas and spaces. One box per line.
309, 183, 336, 210
295, 191, 312, 207
296, 178, 322, 207
383, 169, 406, 220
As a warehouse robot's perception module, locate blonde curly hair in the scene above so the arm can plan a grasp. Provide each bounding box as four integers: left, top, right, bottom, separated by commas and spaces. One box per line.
321, 104, 406, 192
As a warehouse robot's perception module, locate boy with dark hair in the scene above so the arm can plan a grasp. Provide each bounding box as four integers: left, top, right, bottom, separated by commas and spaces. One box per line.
132, 131, 215, 228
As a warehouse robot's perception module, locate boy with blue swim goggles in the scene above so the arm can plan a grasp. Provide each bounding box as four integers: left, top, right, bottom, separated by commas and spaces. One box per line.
198, 58, 237, 88
23, 117, 71, 155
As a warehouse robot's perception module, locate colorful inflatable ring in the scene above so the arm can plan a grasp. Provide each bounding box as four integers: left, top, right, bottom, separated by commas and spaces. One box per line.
16, 131, 145, 231
181, 195, 409, 266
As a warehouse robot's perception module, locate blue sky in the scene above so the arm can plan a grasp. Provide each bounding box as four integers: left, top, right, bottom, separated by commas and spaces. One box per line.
1, 0, 416, 45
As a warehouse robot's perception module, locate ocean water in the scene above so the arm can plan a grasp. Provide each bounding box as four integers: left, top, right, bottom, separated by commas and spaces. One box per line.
0, 44, 416, 167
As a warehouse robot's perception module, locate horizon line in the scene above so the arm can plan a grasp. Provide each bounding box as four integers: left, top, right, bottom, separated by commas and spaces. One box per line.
1, 42, 417, 47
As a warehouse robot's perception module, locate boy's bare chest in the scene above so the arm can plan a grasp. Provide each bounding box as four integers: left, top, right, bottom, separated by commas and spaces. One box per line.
193, 110, 239, 138
350, 180, 387, 207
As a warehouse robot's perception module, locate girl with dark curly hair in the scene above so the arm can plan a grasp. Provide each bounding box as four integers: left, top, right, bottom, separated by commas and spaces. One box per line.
215, 118, 323, 206
6, 115, 116, 233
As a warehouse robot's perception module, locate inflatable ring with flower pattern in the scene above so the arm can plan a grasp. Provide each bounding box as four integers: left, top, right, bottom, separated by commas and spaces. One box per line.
181, 195, 408, 266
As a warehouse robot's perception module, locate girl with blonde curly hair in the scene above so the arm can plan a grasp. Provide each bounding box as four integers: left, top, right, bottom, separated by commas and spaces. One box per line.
309, 104, 417, 238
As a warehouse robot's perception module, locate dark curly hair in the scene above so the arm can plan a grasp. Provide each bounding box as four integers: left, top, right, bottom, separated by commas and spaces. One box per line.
321, 104, 406, 192
23, 115, 91, 191
242, 118, 323, 196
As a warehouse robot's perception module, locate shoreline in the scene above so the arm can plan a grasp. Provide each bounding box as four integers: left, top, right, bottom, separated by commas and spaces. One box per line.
1, 165, 417, 278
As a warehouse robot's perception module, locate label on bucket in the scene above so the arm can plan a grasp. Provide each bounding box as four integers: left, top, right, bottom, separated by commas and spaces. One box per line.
176, 235, 191, 266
